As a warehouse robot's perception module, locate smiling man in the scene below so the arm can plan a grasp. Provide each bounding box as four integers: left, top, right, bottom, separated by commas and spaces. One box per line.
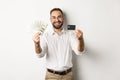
32, 8, 85, 80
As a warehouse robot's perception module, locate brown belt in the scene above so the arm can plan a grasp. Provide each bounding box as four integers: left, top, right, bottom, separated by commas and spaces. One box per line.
47, 68, 72, 75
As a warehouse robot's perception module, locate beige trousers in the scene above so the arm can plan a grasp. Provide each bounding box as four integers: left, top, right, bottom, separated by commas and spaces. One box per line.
45, 71, 73, 80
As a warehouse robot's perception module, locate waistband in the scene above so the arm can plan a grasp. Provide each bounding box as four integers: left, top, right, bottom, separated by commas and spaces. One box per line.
47, 68, 72, 75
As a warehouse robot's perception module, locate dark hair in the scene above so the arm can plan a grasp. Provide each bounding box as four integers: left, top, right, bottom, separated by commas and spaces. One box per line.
50, 8, 63, 15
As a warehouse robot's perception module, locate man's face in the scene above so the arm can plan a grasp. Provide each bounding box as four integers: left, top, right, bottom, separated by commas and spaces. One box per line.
50, 11, 64, 29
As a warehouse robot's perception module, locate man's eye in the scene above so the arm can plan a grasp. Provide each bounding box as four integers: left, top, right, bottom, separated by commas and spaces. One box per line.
58, 16, 62, 18
52, 17, 56, 19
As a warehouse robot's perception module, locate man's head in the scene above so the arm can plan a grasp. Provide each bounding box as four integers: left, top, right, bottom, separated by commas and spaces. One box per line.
50, 8, 64, 29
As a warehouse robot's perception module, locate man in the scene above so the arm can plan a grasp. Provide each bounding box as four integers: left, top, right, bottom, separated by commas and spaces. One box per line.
32, 8, 85, 80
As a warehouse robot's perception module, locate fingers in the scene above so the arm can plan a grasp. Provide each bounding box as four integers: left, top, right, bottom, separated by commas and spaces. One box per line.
75, 29, 82, 33
75, 29, 83, 39
32, 32, 41, 43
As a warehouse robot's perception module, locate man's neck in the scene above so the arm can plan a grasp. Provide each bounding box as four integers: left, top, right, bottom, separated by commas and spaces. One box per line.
54, 27, 63, 35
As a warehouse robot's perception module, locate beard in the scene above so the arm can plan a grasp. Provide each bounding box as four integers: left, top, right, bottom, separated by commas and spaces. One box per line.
52, 21, 63, 29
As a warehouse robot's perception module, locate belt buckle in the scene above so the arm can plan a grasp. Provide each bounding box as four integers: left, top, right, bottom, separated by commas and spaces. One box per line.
65, 70, 67, 74
59, 71, 66, 75
53, 70, 55, 74
61, 70, 67, 75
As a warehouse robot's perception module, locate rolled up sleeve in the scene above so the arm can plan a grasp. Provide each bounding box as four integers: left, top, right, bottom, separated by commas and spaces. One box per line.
70, 33, 86, 56
36, 35, 48, 58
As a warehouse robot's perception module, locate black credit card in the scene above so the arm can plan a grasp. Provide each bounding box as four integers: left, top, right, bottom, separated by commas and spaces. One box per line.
67, 25, 76, 30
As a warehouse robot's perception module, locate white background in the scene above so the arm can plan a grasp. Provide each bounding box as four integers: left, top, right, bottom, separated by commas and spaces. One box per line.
0, 0, 120, 80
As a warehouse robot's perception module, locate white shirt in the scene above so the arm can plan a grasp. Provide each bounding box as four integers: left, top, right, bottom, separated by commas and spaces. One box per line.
37, 28, 85, 71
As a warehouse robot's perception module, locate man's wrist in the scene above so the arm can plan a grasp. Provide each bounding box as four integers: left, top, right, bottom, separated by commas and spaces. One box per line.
35, 42, 40, 46
78, 36, 83, 40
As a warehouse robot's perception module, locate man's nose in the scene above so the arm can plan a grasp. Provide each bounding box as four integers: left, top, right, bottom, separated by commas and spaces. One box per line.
55, 18, 59, 21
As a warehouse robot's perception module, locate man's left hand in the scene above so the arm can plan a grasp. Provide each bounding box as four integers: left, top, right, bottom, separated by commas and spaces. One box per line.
75, 29, 83, 40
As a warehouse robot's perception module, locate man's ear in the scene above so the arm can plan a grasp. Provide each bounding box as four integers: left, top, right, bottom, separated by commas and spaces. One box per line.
62, 16, 64, 21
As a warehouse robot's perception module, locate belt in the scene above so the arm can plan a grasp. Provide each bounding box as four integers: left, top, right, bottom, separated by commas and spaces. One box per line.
47, 68, 72, 75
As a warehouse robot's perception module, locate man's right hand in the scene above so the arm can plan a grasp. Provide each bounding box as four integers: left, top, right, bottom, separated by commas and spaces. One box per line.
32, 32, 41, 43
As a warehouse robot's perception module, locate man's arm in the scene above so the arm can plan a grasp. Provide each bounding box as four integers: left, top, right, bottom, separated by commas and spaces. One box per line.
34, 42, 42, 54
75, 29, 85, 52
32, 32, 42, 54
77, 36, 84, 52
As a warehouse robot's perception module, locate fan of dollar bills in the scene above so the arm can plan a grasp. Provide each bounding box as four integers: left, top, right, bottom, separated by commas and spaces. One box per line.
31, 20, 48, 34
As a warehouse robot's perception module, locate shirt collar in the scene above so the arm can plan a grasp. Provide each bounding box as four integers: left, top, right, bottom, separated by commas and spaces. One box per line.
50, 28, 66, 35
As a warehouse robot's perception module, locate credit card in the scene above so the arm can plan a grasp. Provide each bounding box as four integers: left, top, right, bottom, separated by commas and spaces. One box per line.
67, 25, 76, 30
